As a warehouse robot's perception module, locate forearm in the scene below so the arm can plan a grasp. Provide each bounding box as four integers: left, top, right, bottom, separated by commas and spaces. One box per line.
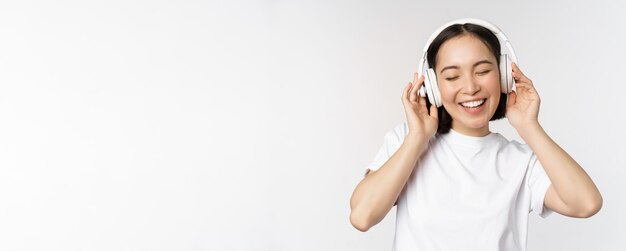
518, 122, 602, 212
350, 134, 427, 231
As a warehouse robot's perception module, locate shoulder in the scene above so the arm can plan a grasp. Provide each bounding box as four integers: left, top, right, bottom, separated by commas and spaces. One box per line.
382, 122, 409, 143
393, 122, 410, 137
492, 133, 534, 158
386, 122, 438, 145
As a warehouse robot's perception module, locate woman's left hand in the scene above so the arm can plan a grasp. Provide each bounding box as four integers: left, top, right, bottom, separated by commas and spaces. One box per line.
505, 62, 541, 129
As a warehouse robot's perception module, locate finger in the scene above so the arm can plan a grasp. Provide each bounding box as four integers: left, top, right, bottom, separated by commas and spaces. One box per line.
402, 82, 411, 103
507, 90, 516, 108
419, 96, 427, 109
515, 82, 536, 93
511, 63, 532, 84
410, 73, 421, 103
416, 74, 425, 97
429, 104, 439, 119
516, 85, 537, 97
511, 71, 531, 84
511, 62, 525, 75
410, 83, 417, 102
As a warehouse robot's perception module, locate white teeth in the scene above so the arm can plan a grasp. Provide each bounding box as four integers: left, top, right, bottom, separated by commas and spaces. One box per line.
460, 99, 485, 108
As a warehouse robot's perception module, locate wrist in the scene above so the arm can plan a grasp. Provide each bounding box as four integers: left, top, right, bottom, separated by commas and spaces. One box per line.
404, 132, 431, 152
516, 121, 544, 142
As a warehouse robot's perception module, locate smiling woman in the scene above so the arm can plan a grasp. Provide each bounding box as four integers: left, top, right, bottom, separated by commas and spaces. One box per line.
349, 19, 602, 251
435, 34, 503, 136
425, 23, 508, 136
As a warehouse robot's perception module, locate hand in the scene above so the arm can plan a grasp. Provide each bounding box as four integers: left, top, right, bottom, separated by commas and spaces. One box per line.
402, 73, 439, 139
506, 62, 541, 129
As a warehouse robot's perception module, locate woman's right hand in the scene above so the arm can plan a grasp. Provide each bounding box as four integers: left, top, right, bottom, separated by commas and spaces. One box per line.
402, 73, 439, 139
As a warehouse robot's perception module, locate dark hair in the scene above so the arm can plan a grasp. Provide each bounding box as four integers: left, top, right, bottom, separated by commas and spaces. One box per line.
424, 23, 507, 135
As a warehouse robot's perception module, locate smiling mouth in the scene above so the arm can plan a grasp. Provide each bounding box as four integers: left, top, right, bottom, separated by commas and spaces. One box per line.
459, 99, 486, 108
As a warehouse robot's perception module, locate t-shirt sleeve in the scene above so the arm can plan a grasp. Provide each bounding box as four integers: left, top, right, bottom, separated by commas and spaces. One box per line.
363, 124, 405, 175
528, 153, 554, 218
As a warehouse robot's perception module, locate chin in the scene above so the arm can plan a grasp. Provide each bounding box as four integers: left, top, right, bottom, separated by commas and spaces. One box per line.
462, 119, 489, 129
452, 110, 495, 130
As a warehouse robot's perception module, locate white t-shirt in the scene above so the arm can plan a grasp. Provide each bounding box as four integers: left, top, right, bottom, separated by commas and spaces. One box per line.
365, 122, 553, 251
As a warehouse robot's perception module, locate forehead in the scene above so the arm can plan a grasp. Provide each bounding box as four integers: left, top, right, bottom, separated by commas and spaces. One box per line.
435, 34, 496, 69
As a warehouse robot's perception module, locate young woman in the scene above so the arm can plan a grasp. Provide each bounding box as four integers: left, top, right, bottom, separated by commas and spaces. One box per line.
349, 19, 603, 250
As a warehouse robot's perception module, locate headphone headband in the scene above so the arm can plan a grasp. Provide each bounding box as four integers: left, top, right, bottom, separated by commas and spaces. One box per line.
417, 18, 518, 75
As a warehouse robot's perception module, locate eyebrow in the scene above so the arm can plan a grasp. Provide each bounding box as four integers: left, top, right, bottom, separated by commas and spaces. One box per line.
439, 60, 494, 74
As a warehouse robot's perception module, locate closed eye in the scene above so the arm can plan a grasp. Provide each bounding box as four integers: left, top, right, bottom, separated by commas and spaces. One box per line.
446, 70, 491, 81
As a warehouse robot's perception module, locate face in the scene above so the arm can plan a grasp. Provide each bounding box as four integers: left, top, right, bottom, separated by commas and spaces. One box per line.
434, 34, 501, 137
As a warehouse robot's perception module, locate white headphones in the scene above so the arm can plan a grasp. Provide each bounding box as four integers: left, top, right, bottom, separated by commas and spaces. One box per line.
417, 18, 518, 107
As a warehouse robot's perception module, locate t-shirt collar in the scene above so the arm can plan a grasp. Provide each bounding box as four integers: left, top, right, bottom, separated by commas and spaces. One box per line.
442, 128, 499, 147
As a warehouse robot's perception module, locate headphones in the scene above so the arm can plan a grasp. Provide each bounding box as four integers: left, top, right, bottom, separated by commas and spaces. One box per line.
417, 18, 519, 108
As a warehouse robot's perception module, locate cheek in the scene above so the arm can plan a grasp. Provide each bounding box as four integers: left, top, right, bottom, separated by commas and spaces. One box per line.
472, 77, 501, 95
486, 74, 502, 92
439, 86, 458, 104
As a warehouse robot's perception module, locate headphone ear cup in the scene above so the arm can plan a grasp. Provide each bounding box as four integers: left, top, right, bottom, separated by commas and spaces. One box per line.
499, 54, 513, 94
425, 68, 442, 107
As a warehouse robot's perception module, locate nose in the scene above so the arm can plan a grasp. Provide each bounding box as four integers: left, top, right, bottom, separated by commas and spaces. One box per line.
462, 76, 480, 95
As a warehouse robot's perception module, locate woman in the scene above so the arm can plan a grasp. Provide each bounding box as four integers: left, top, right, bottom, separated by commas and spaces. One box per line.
349, 19, 603, 250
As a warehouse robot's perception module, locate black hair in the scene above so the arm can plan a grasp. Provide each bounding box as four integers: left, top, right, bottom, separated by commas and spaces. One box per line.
424, 23, 508, 135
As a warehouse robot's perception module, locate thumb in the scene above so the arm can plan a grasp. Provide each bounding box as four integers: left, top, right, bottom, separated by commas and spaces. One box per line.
429, 104, 439, 120
507, 91, 517, 108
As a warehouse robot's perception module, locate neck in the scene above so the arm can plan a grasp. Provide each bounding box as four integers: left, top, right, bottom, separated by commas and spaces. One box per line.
450, 121, 491, 137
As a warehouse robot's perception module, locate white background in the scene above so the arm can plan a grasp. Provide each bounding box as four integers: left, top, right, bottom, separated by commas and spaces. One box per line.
1, 0, 624, 250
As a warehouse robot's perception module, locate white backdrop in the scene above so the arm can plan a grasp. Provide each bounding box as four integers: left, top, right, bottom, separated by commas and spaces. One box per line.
1, 0, 624, 250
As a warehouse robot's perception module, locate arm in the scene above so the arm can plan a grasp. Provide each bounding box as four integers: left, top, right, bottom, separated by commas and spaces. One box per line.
518, 123, 602, 218
507, 63, 602, 218
349, 134, 428, 232
350, 73, 438, 232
